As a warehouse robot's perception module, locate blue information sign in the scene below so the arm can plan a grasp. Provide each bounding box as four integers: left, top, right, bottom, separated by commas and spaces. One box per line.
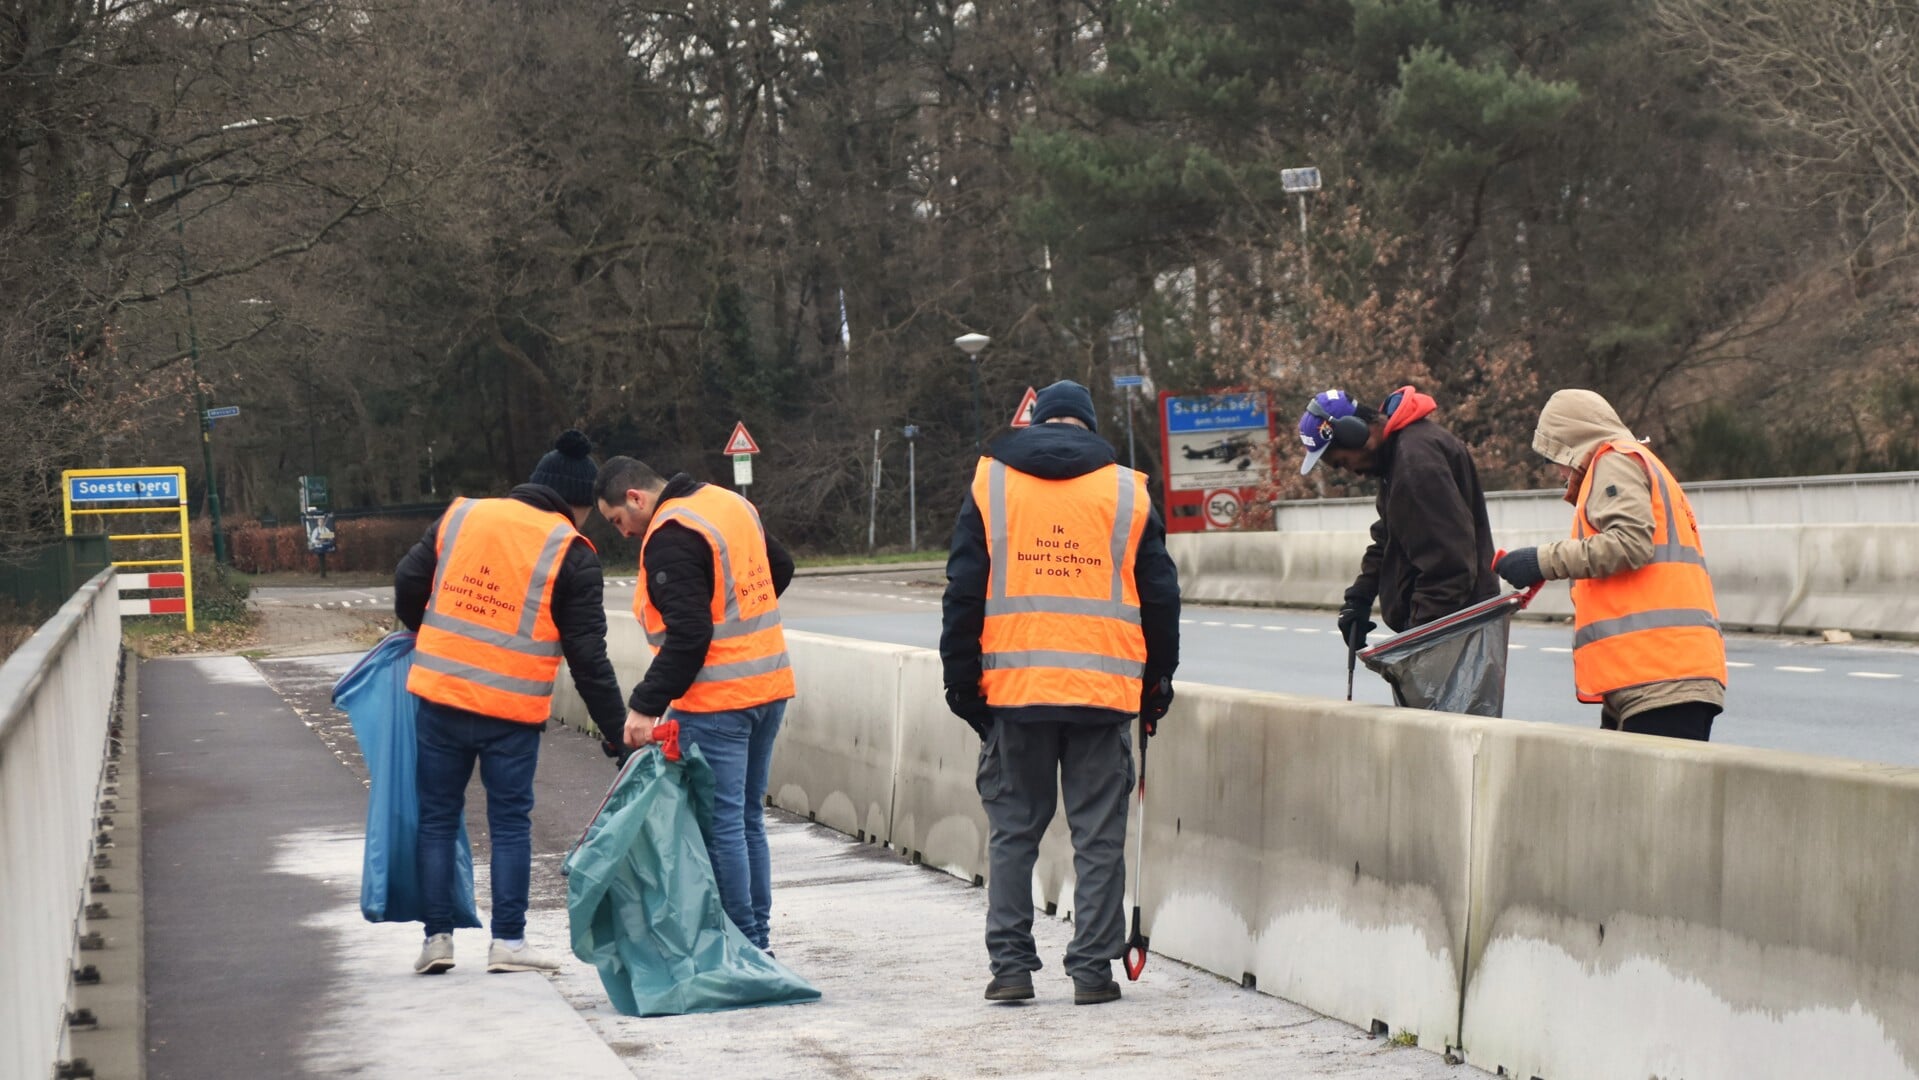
67, 474, 183, 503
1112, 374, 1146, 388
1163, 392, 1269, 434
203, 405, 241, 420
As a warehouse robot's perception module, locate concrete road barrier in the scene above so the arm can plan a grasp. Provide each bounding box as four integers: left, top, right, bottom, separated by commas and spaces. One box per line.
1142, 687, 1479, 1053
1169, 524, 1919, 637
551, 619, 1919, 1078
549, 611, 649, 740
1461, 724, 1919, 1080
769, 632, 909, 843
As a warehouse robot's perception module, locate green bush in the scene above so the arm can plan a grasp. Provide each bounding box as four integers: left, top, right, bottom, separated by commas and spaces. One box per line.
192, 561, 253, 624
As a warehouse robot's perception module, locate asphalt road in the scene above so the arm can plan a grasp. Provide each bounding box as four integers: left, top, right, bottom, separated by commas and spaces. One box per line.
256, 571, 1919, 767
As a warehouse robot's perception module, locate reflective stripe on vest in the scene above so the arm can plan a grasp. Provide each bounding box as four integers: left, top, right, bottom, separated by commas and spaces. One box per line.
636, 485, 796, 712
1569, 443, 1727, 701
976, 458, 1149, 713
407, 497, 586, 723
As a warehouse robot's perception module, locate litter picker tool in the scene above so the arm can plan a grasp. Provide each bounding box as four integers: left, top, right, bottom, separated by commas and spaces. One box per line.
1123, 715, 1150, 981
1346, 638, 1358, 702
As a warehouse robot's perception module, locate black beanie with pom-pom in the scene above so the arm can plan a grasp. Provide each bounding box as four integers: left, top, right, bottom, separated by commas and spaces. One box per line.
529, 430, 599, 507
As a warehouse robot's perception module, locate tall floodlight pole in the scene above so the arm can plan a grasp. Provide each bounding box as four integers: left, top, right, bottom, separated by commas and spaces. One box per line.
903, 425, 920, 552
867, 428, 882, 552
1281, 166, 1323, 289
955, 332, 991, 452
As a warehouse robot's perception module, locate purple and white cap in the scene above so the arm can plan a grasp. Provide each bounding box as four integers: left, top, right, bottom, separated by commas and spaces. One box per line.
1298, 389, 1357, 476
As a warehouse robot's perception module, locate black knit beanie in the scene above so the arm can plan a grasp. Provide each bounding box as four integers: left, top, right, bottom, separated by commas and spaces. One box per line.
1031, 380, 1099, 434
529, 430, 598, 507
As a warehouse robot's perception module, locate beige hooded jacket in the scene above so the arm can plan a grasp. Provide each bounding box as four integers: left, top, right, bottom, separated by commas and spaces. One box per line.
1531, 389, 1724, 723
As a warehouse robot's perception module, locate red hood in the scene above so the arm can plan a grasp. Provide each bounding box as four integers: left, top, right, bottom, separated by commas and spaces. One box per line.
1381, 385, 1437, 437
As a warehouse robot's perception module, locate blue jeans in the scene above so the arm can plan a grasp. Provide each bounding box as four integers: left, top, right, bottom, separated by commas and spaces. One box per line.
415, 698, 541, 939
673, 700, 787, 949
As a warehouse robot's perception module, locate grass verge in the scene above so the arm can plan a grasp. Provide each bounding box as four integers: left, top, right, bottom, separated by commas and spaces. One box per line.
124, 613, 260, 658
793, 550, 944, 568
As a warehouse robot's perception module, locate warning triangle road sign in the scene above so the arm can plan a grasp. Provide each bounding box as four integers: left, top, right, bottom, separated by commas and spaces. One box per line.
723, 421, 761, 455
1009, 386, 1038, 429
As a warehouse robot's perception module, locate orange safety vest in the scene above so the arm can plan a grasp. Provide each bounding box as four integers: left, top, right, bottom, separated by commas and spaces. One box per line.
635, 485, 795, 713
972, 458, 1151, 713
407, 497, 587, 723
1570, 441, 1728, 702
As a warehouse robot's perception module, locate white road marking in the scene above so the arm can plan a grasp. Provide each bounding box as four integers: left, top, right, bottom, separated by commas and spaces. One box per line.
1262, 626, 1287, 632
1775, 666, 1824, 674
1508, 644, 1527, 650
1848, 672, 1901, 680
1726, 661, 1755, 668
1201, 621, 1225, 627
1293, 628, 1319, 634
1541, 647, 1572, 654
1231, 623, 1256, 629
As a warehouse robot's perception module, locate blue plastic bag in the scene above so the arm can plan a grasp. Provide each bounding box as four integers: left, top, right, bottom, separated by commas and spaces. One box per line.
565, 732, 820, 1016
332, 632, 481, 927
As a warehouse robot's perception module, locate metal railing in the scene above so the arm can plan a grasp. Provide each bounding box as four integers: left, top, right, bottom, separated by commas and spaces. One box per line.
0, 569, 120, 1080
1272, 470, 1919, 532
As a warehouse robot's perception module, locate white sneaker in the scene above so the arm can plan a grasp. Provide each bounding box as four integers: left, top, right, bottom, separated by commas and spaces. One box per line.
414, 933, 454, 974
487, 939, 561, 973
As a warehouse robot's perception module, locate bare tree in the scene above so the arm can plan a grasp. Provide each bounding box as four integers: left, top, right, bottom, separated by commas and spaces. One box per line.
1655, 0, 1919, 268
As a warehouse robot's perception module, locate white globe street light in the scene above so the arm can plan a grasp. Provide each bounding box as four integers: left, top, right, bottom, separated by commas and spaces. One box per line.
954, 333, 991, 450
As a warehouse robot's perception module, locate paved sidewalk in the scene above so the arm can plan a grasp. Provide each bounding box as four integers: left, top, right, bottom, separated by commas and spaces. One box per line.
143, 650, 1484, 1079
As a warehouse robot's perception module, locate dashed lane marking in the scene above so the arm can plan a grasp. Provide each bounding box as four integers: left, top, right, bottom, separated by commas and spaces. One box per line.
1848, 672, 1901, 680
1726, 661, 1754, 668
1541, 647, 1572, 654
1775, 666, 1825, 673
1231, 623, 1256, 629
1201, 621, 1225, 627
1292, 628, 1319, 634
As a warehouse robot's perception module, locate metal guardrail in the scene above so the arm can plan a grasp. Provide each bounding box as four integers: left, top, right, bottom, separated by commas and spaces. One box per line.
1273, 470, 1919, 532
0, 569, 120, 1080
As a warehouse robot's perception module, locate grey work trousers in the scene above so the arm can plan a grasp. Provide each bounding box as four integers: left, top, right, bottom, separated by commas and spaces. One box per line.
976, 716, 1134, 985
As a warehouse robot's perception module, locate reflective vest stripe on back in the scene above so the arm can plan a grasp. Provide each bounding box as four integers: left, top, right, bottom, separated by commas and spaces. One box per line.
974, 458, 1149, 713
1569, 442, 1727, 701
636, 485, 796, 712
407, 497, 585, 723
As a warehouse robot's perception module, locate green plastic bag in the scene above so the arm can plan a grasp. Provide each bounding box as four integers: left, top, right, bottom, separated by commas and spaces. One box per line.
564, 739, 820, 1017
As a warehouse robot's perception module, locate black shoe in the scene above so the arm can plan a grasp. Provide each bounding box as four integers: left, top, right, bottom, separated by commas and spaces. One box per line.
1074, 977, 1122, 1005
984, 975, 1035, 1002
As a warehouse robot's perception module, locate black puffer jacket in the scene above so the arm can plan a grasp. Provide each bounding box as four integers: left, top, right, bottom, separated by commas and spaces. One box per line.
394, 484, 627, 744
940, 423, 1181, 725
1347, 418, 1498, 633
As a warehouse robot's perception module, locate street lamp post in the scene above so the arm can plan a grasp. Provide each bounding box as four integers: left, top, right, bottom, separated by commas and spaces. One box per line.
955, 332, 990, 452
1281, 166, 1323, 288
902, 424, 920, 552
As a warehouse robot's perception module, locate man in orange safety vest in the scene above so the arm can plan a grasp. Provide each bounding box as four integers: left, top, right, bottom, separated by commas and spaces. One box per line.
942, 380, 1181, 1006
595, 454, 796, 952
394, 430, 629, 975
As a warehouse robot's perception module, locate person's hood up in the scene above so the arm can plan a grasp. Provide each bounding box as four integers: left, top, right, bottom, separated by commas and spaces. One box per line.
1381, 385, 1438, 437
1532, 389, 1635, 471
990, 422, 1117, 480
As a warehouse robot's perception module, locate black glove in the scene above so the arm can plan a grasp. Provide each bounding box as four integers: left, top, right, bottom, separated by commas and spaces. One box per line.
1495, 547, 1545, 589
945, 686, 993, 739
1336, 605, 1376, 652
601, 738, 633, 767
1139, 677, 1173, 737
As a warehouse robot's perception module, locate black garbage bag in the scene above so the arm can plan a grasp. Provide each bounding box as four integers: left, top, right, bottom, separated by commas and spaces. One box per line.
1359, 588, 1538, 717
